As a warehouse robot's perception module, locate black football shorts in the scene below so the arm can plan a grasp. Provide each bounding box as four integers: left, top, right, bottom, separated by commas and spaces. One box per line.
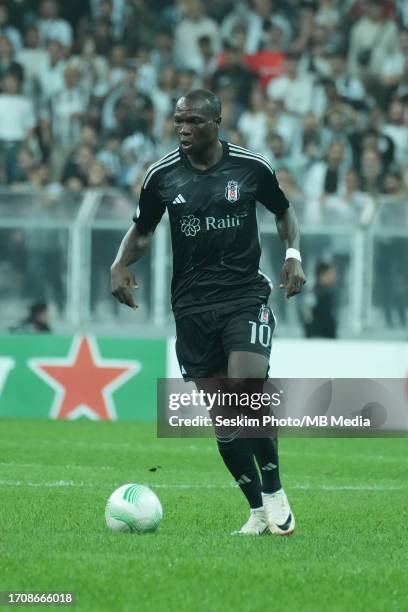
175, 301, 276, 380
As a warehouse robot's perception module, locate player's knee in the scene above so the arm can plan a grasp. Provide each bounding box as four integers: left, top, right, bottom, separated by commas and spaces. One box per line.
228, 352, 269, 379
216, 435, 248, 455
224, 377, 264, 397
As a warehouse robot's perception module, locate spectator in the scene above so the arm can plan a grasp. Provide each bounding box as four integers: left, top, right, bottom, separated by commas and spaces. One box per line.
222, 0, 290, 55
211, 43, 257, 107
176, 68, 200, 96
328, 51, 368, 109
0, 1, 22, 52
94, 43, 129, 97
124, 0, 163, 51
24, 195, 67, 311
347, 0, 399, 86
217, 86, 241, 135
321, 104, 354, 165
150, 67, 178, 137
97, 131, 123, 184
299, 26, 333, 80
0, 34, 23, 85
16, 26, 48, 100
194, 35, 219, 85
120, 129, 156, 188
87, 160, 111, 187
263, 98, 300, 157
322, 168, 375, 225
237, 87, 268, 150
36, 0, 73, 49
381, 99, 408, 165
91, 0, 127, 42
228, 23, 248, 55
303, 141, 348, 218
155, 115, 179, 158
41, 64, 89, 179
76, 123, 99, 151
290, 4, 315, 55
301, 262, 338, 339
61, 144, 95, 191
358, 148, 384, 196
293, 112, 325, 174
261, 131, 299, 179
352, 127, 395, 174
378, 170, 408, 226
266, 52, 314, 115
0, 72, 36, 184
11, 145, 37, 186
380, 27, 408, 103
174, 0, 221, 70
101, 65, 153, 135
245, 23, 286, 89
221, 3, 254, 53
37, 39, 66, 102
92, 18, 115, 57
135, 46, 158, 95
26, 163, 54, 193
275, 167, 303, 202
10, 301, 52, 333
382, 170, 407, 199
69, 36, 109, 99
315, 0, 341, 32
151, 31, 175, 72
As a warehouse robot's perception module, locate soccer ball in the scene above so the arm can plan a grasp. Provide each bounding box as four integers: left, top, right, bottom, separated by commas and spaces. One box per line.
105, 483, 163, 534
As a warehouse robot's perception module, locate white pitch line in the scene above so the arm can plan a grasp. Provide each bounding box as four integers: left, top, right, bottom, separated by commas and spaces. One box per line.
0, 480, 406, 492
2, 447, 408, 463
152, 483, 407, 492
0, 462, 115, 471
283, 451, 408, 464
0, 480, 82, 488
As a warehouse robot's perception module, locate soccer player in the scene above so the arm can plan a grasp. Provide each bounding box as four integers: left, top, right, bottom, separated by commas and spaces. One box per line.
111, 89, 306, 535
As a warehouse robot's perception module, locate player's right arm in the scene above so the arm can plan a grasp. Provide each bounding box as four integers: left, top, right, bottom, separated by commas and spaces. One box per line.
254, 157, 306, 298
111, 225, 151, 309
111, 170, 166, 309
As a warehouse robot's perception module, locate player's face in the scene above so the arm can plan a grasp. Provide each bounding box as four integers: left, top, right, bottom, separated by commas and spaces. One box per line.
174, 99, 219, 155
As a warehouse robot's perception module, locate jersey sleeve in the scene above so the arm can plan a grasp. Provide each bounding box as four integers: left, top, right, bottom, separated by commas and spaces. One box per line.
255, 160, 290, 215
132, 172, 166, 234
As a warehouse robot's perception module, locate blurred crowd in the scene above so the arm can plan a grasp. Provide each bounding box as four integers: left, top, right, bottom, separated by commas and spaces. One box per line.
0, 0, 408, 225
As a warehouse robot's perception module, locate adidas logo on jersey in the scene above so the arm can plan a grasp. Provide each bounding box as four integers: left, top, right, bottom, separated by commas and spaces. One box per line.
172, 194, 186, 204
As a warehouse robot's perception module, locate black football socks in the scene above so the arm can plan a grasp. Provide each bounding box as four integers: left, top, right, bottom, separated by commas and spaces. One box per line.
249, 437, 281, 494
216, 436, 263, 509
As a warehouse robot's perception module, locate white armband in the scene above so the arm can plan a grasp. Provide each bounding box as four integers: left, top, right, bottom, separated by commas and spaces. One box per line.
285, 248, 302, 262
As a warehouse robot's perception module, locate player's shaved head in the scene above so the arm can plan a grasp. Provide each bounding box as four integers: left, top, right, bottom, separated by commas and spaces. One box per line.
179, 89, 221, 119
174, 88, 222, 158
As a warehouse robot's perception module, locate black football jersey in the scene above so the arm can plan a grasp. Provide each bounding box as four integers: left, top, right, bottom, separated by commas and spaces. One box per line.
133, 141, 289, 318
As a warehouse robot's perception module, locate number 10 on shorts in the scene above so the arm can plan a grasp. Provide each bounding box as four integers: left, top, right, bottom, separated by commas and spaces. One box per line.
248, 321, 272, 347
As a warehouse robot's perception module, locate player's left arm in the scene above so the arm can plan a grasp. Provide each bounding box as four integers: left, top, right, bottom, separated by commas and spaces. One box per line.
276, 207, 306, 299
255, 159, 306, 299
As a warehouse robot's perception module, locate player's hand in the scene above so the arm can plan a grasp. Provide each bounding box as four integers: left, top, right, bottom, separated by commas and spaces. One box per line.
279, 259, 306, 299
110, 264, 139, 309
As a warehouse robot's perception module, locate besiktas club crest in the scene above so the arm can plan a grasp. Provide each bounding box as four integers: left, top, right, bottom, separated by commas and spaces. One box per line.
225, 180, 240, 203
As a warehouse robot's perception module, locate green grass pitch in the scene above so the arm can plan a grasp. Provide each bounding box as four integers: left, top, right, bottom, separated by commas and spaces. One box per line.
1, 419, 407, 611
